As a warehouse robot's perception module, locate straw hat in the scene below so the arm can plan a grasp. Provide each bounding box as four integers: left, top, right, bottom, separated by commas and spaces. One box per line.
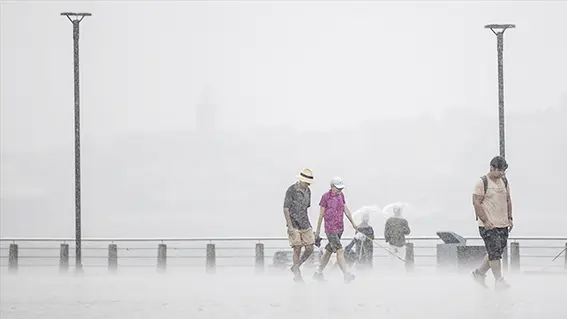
298, 168, 314, 184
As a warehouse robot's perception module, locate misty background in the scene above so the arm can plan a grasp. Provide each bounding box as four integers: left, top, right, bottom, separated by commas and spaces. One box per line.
1, 1, 566, 239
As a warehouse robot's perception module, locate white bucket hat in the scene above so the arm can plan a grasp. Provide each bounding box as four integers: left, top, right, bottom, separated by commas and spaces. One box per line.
298, 168, 314, 184
330, 176, 345, 189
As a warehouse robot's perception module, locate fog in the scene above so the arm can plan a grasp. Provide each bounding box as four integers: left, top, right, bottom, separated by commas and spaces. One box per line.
1, 1, 567, 239
2, 268, 567, 319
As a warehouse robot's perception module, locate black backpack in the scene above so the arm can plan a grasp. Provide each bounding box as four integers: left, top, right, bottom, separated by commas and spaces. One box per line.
475, 175, 509, 220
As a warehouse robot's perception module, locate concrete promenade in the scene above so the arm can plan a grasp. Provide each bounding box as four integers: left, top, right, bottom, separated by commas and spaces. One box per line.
1, 267, 566, 319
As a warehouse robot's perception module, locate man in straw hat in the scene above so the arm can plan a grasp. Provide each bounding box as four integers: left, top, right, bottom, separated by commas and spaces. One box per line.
283, 168, 316, 282
313, 176, 357, 283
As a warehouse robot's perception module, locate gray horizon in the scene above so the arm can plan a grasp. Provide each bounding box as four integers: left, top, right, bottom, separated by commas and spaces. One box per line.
1, 1, 566, 239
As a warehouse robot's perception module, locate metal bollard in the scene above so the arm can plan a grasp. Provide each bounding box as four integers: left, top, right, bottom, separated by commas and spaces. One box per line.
157, 244, 167, 272
60, 244, 69, 273
108, 244, 118, 272
405, 243, 415, 272
510, 242, 520, 272
502, 245, 509, 273
206, 243, 216, 274
255, 243, 265, 273
8, 244, 18, 273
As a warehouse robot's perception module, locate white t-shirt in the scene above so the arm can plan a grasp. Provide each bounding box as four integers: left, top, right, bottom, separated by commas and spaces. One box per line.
473, 176, 511, 228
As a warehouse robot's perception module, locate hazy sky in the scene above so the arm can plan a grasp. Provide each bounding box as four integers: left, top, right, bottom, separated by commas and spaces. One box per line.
1, 1, 566, 238
2, 1, 567, 149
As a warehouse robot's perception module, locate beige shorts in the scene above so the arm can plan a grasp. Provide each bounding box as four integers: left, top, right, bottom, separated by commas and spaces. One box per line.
288, 228, 315, 247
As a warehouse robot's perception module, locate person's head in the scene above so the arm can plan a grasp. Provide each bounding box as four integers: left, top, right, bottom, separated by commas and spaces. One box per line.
393, 207, 402, 217
360, 212, 370, 225
488, 156, 508, 179
330, 176, 345, 193
297, 168, 314, 188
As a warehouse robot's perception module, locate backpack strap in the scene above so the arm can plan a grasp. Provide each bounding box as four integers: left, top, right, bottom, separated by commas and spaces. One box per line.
502, 176, 509, 190
481, 175, 488, 195
476, 175, 488, 221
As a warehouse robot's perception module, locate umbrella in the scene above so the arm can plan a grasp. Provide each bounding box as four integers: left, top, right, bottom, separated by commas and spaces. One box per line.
352, 205, 382, 225
381, 201, 437, 220
382, 201, 409, 217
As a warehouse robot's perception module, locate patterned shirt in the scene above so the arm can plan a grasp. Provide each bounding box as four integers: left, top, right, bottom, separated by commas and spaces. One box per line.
283, 182, 312, 230
384, 217, 411, 247
319, 190, 346, 234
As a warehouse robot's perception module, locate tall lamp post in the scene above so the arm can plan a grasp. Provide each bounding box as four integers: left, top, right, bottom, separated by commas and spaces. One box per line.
61, 12, 91, 272
484, 24, 515, 159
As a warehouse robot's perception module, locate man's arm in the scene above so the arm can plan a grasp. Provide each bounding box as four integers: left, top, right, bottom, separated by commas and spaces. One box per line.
283, 189, 294, 230
344, 205, 357, 230
472, 179, 492, 226
284, 208, 293, 229
384, 219, 391, 243
506, 183, 513, 230
472, 194, 490, 224
507, 195, 512, 220
506, 183, 513, 220
403, 220, 411, 235
315, 206, 324, 237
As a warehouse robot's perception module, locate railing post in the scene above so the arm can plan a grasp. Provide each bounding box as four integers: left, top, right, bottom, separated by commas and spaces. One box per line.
206, 243, 216, 274
255, 243, 265, 273
60, 243, 69, 273
9, 244, 18, 273
108, 244, 118, 272
502, 244, 508, 273
157, 243, 167, 272
564, 242, 567, 270
405, 242, 414, 272
510, 242, 520, 272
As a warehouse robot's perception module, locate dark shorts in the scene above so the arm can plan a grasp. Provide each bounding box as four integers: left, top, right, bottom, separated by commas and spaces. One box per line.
479, 227, 509, 261
325, 232, 343, 253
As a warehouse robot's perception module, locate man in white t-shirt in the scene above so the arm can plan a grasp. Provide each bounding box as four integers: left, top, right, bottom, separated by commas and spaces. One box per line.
471, 156, 513, 290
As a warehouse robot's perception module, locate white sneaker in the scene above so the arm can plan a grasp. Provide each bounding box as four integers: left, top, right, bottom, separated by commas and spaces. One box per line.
495, 277, 510, 291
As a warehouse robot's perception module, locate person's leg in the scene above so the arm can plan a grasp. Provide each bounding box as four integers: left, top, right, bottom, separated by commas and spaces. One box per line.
288, 230, 302, 275
363, 243, 374, 269
312, 239, 332, 281
335, 247, 347, 273
399, 245, 406, 262
319, 233, 338, 272
324, 233, 346, 274
492, 228, 510, 289
291, 247, 302, 270
388, 245, 399, 269
313, 233, 339, 281
297, 229, 315, 267
390, 245, 405, 271
329, 232, 353, 281
487, 228, 505, 280
318, 249, 333, 272
489, 259, 502, 279
476, 227, 510, 289
472, 227, 491, 287
478, 255, 491, 274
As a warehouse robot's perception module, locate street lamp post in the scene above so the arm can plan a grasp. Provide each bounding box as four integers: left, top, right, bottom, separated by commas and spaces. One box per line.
484, 24, 515, 159
61, 12, 91, 273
